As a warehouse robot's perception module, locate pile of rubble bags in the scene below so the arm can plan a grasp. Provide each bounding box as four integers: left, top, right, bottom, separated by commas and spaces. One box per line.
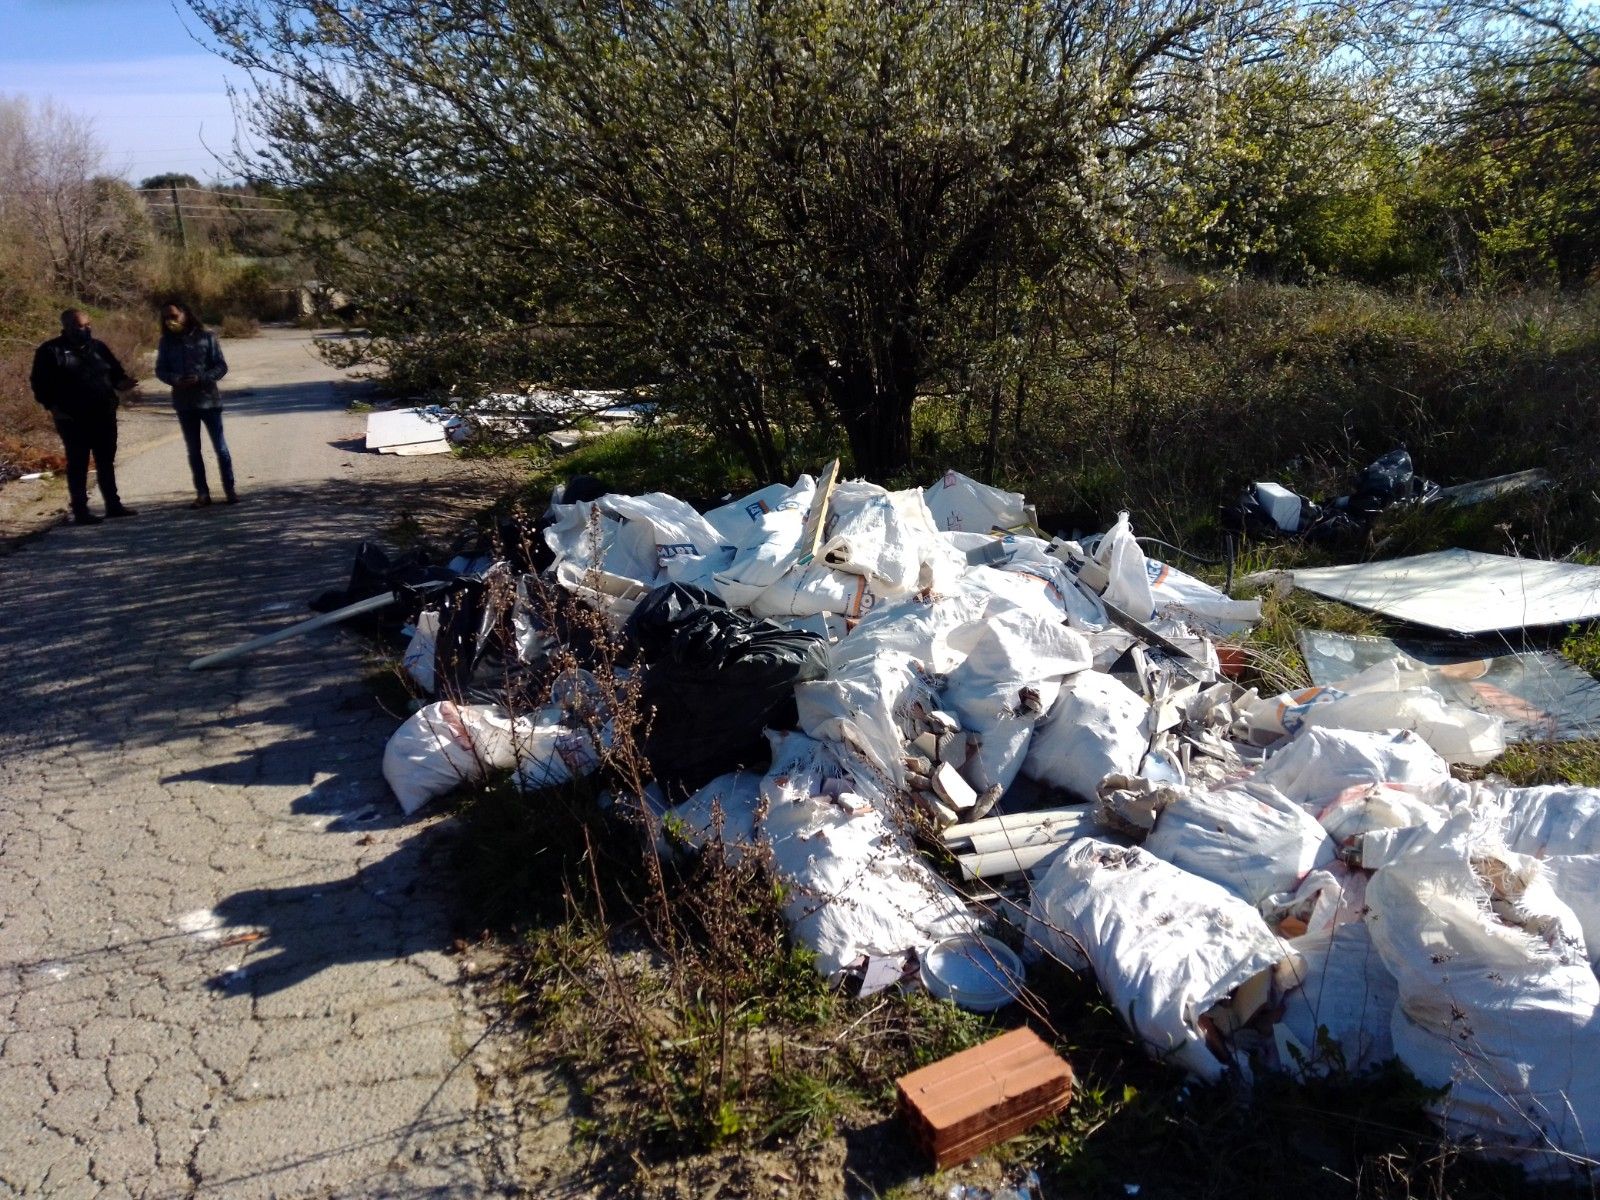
376, 466, 1600, 1179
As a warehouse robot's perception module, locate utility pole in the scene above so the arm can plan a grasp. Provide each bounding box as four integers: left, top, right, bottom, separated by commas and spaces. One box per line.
169, 184, 188, 249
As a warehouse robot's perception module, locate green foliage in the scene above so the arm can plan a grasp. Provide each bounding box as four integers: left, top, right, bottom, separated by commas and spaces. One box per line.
191, 0, 1369, 480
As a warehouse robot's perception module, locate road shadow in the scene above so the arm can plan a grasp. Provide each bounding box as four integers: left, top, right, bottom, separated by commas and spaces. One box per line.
0, 472, 486, 758
204, 826, 461, 997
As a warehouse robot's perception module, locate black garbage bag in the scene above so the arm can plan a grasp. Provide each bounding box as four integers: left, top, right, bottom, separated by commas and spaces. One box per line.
625, 584, 829, 795
308, 541, 457, 612
1348, 447, 1439, 516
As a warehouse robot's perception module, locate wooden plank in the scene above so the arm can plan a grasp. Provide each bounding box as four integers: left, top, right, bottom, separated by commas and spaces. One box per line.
795, 457, 840, 566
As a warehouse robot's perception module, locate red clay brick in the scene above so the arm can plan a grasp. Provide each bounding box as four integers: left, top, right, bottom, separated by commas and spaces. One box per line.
897, 1027, 1073, 1168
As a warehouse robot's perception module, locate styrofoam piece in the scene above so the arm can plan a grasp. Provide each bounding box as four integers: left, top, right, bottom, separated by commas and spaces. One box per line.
1253, 481, 1303, 532
385, 439, 451, 456
365, 406, 449, 450
932, 762, 978, 811
919, 933, 1024, 1011
1283, 549, 1600, 635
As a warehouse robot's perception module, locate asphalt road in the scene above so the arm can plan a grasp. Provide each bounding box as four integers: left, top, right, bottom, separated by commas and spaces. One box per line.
0, 329, 530, 1197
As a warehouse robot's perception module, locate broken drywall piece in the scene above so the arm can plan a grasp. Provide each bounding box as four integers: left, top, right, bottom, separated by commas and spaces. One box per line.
1277, 549, 1600, 635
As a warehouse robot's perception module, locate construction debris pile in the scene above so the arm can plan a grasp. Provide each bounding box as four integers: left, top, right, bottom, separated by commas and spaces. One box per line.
373, 466, 1600, 1178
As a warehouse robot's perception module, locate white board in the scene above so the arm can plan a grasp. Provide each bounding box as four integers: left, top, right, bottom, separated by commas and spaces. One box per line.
365, 407, 449, 451
1287, 549, 1600, 635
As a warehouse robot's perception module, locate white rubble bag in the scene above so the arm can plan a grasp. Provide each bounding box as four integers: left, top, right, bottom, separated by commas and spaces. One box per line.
1239, 658, 1505, 766
702, 481, 799, 544
709, 475, 815, 608
1539, 854, 1600, 966
938, 604, 1093, 796
1023, 671, 1153, 802
1312, 782, 1458, 847
1026, 839, 1294, 1082
401, 610, 440, 693
511, 721, 610, 792
1140, 781, 1335, 906
1365, 810, 1600, 1176
923, 469, 1029, 534
661, 770, 763, 862
1253, 727, 1453, 809
1274, 920, 1399, 1078
795, 580, 1089, 790
1488, 784, 1600, 858
746, 482, 961, 620
1090, 512, 1157, 620
1146, 559, 1263, 634
544, 492, 724, 615
757, 733, 977, 980
383, 702, 526, 814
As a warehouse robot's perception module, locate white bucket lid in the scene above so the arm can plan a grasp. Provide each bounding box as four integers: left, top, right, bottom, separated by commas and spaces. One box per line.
920, 933, 1024, 1012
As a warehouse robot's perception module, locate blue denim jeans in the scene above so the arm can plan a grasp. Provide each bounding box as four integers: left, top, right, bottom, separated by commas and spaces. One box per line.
176, 407, 235, 498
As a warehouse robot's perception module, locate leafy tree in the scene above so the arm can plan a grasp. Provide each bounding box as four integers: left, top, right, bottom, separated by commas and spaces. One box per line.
191, 0, 1360, 479
138, 172, 203, 191
1419, 0, 1600, 287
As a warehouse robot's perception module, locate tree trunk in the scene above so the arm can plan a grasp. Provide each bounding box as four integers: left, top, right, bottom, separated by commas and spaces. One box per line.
837, 381, 914, 482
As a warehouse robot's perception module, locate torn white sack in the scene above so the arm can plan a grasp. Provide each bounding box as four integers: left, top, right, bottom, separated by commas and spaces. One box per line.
1252, 727, 1452, 809
1488, 784, 1600, 858
758, 733, 977, 979
1140, 781, 1335, 906
1365, 810, 1600, 1177
1025, 838, 1293, 1082
1239, 658, 1505, 766
1023, 670, 1153, 803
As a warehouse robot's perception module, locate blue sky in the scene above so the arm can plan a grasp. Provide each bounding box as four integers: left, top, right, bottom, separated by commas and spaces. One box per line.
0, 0, 251, 184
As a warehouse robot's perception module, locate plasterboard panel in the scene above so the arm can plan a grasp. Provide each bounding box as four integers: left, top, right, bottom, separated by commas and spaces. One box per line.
1288, 549, 1600, 634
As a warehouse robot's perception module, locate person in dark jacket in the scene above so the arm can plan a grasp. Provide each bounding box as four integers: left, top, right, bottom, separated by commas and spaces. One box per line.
30, 308, 140, 525
154, 300, 235, 506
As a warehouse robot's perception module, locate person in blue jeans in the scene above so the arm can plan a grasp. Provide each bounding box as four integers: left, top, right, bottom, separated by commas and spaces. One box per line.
154, 300, 236, 507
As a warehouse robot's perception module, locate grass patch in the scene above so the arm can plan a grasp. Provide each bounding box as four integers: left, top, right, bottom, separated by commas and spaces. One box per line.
517, 425, 757, 507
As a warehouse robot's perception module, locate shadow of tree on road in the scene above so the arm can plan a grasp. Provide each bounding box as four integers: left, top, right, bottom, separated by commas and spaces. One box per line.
0, 474, 489, 758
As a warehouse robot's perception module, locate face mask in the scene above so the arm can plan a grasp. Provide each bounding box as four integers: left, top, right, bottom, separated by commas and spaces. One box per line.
163, 319, 184, 334
68, 326, 92, 344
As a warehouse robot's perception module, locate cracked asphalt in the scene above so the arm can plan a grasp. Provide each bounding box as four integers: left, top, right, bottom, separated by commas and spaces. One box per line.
0, 329, 527, 1198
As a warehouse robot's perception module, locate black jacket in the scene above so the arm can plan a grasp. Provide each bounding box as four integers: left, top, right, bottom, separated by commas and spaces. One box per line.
30, 334, 135, 422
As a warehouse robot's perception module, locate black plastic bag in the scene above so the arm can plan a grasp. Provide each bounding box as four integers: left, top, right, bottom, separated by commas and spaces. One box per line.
625, 584, 829, 794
